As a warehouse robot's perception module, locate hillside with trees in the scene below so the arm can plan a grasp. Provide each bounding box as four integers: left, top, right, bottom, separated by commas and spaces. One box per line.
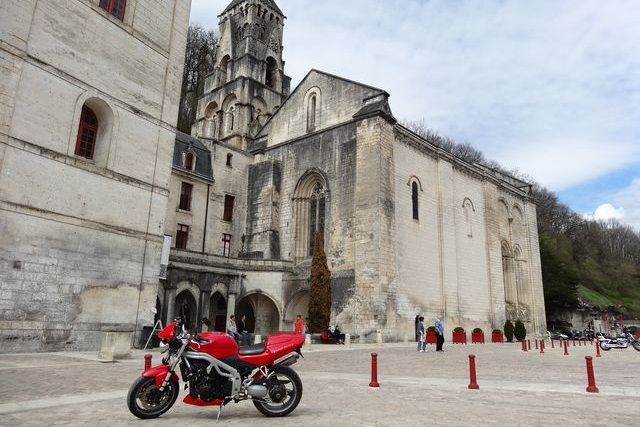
402, 120, 640, 318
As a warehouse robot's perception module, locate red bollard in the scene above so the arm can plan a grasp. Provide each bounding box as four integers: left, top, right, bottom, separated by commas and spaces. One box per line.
468, 354, 479, 389
527, 339, 531, 351
144, 354, 152, 370
369, 353, 380, 388
573, 339, 576, 347
540, 340, 544, 354
535, 340, 539, 350
563, 340, 569, 356
579, 340, 582, 347
596, 341, 601, 358
521, 339, 527, 352
585, 356, 599, 393
551, 339, 555, 349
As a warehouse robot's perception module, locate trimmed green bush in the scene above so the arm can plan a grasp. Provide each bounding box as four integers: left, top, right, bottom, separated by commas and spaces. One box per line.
472, 328, 483, 334
514, 320, 527, 341
308, 232, 332, 333
492, 329, 502, 334
453, 326, 465, 333
504, 320, 514, 342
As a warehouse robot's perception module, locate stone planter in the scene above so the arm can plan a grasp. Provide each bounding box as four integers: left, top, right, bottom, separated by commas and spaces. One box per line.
471, 331, 484, 344
426, 330, 437, 344
452, 330, 466, 344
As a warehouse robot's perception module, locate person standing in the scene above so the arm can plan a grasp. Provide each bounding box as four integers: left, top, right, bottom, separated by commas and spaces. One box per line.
435, 318, 445, 352
226, 314, 240, 342
294, 314, 304, 335
417, 316, 426, 352
415, 315, 420, 342
237, 314, 248, 345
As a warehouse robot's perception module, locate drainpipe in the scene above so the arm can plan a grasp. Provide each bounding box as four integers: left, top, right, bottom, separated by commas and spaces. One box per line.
202, 184, 211, 253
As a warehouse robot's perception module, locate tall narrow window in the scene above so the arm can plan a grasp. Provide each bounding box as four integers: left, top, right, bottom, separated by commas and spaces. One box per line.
176, 224, 189, 250
184, 152, 195, 171
222, 234, 232, 257
307, 95, 316, 132
179, 182, 193, 211
223, 195, 235, 222
412, 182, 419, 220
99, 0, 127, 20
308, 183, 326, 256
265, 57, 278, 88
226, 153, 233, 167
75, 106, 98, 159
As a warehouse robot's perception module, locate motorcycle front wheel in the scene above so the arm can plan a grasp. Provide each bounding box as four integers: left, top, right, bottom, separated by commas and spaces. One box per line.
599, 342, 611, 351
127, 376, 179, 419
253, 365, 303, 417
632, 341, 640, 352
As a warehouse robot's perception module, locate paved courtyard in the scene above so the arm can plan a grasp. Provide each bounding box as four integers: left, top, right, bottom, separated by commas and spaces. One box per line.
0, 340, 638, 426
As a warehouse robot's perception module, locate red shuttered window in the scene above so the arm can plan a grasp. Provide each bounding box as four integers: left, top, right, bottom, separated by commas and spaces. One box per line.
179, 182, 193, 211
99, 0, 127, 20
75, 106, 98, 159
176, 224, 189, 250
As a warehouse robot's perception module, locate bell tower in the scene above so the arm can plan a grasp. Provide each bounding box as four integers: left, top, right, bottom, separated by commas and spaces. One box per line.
193, 0, 290, 150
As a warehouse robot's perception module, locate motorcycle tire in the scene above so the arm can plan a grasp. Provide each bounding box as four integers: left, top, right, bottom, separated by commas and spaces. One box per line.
127, 376, 179, 419
633, 342, 640, 352
253, 365, 303, 417
599, 342, 611, 351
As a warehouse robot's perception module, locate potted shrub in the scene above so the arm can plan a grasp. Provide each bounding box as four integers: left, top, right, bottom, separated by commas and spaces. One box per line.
426, 326, 437, 344
514, 320, 527, 341
452, 327, 466, 344
504, 320, 514, 343
491, 329, 504, 343
471, 328, 484, 344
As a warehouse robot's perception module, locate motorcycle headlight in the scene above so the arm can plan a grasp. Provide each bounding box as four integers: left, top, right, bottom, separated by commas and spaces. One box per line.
159, 341, 170, 354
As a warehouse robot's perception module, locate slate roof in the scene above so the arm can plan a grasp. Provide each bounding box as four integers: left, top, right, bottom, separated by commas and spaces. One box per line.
221, 0, 283, 16
173, 132, 213, 182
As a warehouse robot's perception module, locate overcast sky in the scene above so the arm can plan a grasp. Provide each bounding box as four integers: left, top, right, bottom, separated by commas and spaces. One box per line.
190, 0, 640, 230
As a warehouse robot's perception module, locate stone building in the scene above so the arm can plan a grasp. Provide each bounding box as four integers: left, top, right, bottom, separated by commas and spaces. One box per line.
0, 0, 191, 351
161, 0, 547, 341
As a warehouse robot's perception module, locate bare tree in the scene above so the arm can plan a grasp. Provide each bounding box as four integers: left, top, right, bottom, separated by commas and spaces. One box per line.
177, 25, 217, 134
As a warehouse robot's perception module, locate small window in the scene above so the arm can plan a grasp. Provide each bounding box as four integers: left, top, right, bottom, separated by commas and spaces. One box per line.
176, 224, 189, 250
226, 153, 233, 167
307, 95, 316, 132
99, 0, 127, 20
222, 234, 232, 257
75, 105, 98, 159
412, 181, 419, 220
223, 195, 235, 222
184, 152, 195, 171
179, 182, 193, 211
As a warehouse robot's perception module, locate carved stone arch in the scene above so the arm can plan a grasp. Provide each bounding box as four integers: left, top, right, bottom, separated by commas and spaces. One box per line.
501, 240, 512, 257
463, 197, 475, 237
237, 290, 282, 335
175, 281, 200, 332
292, 169, 331, 261
462, 197, 475, 211
222, 94, 238, 135
406, 175, 423, 192
498, 198, 511, 219
204, 102, 220, 139
284, 290, 310, 326
176, 280, 200, 302
512, 203, 524, 222
513, 244, 523, 260
70, 93, 118, 168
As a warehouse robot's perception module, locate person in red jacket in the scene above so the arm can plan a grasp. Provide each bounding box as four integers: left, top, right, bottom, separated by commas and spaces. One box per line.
294, 314, 304, 335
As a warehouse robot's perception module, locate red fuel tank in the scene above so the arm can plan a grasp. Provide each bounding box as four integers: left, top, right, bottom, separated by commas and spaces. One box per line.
192, 332, 238, 359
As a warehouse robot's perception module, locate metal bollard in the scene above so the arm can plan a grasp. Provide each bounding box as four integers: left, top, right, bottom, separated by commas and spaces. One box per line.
551, 339, 555, 349
535, 339, 539, 350
564, 340, 569, 356
596, 341, 601, 357
527, 339, 531, 351
144, 354, 152, 370
585, 356, 599, 393
369, 353, 380, 388
468, 354, 479, 390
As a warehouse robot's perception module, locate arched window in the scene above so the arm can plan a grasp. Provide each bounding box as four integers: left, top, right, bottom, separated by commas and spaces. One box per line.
183, 152, 195, 171
227, 107, 235, 132
412, 181, 419, 220
75, 106, 98, 159
99, 0, 127, 20
308, 183, 326, 255
219, 55, 231, 84
265, 57, 278, 89
463, 198, 475, 237
307, 95, 317, 132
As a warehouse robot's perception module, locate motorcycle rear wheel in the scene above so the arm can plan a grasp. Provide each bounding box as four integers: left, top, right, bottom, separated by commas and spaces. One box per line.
599, 342, 611, 351
253, 365, 303, 417
127, 376, 179, 419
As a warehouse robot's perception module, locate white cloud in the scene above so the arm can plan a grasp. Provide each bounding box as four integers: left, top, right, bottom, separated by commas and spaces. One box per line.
591, 203, 625, 221
610, 178, 640, 231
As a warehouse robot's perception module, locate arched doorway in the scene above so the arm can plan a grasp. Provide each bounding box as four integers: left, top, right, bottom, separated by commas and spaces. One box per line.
284, 292, 309, 331
209, 292, 227, 332
175, 290, 198, 332
237, 293, 280, 335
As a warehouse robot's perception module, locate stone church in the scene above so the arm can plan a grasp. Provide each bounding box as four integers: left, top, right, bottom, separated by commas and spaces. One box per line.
0, 0, 546, 352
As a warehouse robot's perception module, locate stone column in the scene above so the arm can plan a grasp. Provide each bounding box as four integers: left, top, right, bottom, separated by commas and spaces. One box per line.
201, 290, 211, 331
166, 287, 177, 324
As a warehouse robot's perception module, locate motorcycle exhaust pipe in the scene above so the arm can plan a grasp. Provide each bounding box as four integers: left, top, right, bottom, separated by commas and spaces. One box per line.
275, 354, 299, 367
247, 385, 268, 399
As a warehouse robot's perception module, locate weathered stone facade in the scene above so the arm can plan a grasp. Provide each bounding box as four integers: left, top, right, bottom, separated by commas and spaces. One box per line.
162, 0, 546, 342
0, 0, 191, 351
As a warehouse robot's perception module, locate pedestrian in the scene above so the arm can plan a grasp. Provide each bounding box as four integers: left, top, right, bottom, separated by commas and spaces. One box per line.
294, 314, 304, 335
237, 314, 248, 345
417, 316, 426, 352
226, 314, 240, 342
435, 318, 445, 352
415, 315, 420, 342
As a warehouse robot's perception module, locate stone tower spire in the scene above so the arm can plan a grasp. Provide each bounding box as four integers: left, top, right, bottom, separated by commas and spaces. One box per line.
192, 0, 290, 150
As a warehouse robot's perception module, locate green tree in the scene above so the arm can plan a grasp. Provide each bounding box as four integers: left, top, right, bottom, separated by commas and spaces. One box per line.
307, 232, 332, 333
504, 320, 514, 342
514, 320, 527, 341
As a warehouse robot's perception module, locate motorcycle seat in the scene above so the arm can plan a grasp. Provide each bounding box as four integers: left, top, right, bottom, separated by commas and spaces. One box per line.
239, 343, 266, 356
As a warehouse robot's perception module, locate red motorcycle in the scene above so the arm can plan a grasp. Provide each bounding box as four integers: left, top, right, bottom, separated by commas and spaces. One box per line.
127, 318, 305, 419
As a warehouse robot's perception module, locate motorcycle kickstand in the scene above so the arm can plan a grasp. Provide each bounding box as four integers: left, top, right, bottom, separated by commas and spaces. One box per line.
216, 402, 223, 422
